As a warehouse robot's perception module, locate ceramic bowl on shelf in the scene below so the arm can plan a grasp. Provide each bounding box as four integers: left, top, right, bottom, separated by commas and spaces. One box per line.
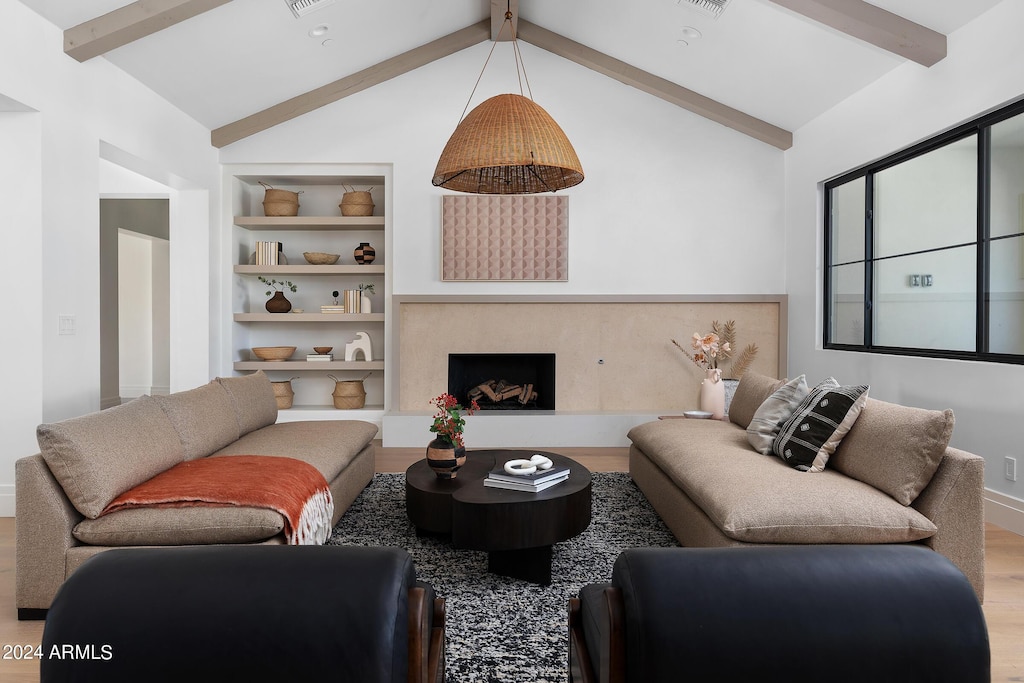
303, 251, 340, 265
313, 346, 333, 354
251, 346, 296, 361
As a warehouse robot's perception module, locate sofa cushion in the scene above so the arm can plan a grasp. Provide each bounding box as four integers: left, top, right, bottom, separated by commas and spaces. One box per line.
728, 372, 784, 429
155, 381, 240, 460
216, 371, 278, 436
36, 396, 186, 519
831, 398, 954, 506
73, 506, 284, 545
628, 419, 936, 544
773, 378, 869, 472
211, 420, 378, 482
746, 374, 809, 455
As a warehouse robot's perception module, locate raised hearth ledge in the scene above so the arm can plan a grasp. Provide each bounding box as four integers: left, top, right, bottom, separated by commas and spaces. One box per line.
382, 410, 667, 448
386, 294, 787, 448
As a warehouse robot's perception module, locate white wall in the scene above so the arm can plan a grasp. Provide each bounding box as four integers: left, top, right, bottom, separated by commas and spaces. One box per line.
219, 40, 786, 300
0, 0, 220, 515
785, 0, 1024, 517
0, 108, 42, 516
118, 231, 154, 398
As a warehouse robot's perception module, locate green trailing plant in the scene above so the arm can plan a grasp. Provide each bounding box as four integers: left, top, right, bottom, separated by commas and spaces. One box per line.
358, 283, 376, 296
258, 276, 297, 295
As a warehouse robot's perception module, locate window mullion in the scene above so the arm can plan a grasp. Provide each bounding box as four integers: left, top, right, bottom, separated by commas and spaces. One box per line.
977, 126, 990, 355
864, 173, 874, 348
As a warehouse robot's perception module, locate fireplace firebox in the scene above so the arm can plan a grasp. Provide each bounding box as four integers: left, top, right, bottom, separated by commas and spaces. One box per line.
448, 353, 555, 411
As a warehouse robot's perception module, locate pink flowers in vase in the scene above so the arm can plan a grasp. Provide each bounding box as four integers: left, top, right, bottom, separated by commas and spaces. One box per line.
671, 320, 759, 379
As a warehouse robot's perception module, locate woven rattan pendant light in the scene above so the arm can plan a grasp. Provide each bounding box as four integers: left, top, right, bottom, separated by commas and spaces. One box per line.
432, 8, 584, 194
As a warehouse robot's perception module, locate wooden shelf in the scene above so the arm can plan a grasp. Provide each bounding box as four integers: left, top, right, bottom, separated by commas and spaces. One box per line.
234, 216, 384, 231
234, 265, 385, 275
234, 313, 384, 322
234, 360, 385, 371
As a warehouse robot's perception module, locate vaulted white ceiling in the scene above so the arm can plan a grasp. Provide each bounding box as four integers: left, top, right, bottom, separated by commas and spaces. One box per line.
16, 0, 1002, 147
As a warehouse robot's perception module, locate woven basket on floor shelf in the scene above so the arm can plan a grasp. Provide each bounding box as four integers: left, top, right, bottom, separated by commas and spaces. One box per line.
329, 374, 367, 409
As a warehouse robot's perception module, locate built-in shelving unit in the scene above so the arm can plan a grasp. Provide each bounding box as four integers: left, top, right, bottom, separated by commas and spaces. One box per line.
223, 164, 392, 427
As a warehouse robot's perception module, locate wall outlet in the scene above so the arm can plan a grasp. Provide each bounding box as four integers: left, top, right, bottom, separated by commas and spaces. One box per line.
58, 314, 76, 336
1006, 456, 1018, 482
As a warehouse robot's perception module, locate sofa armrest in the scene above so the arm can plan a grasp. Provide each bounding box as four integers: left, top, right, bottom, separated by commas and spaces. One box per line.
15, 454, 83, 617
569, 585, 625, 683
912, 447, 986, 601
408, 583, 446, 683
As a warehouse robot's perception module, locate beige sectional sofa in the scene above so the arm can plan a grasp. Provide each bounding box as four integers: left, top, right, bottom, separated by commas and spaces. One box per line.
628, 372, 986, 600
15, 371, 378, 618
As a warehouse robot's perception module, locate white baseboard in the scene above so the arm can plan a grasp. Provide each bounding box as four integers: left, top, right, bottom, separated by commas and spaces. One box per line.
119, 385, 150, 399
100, 395, 122, 410
0, 485, 14, 517
150, 385, 170, 396
984, 489, 1024, 536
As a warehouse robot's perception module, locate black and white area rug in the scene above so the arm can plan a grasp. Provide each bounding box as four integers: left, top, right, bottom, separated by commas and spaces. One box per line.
327, 472, 678, 683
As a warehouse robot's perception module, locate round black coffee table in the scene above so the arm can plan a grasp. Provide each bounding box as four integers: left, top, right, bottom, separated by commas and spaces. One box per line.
405, 449, 592, 585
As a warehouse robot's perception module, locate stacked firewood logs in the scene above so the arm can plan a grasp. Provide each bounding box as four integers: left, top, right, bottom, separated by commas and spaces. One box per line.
467, 379, 538, 406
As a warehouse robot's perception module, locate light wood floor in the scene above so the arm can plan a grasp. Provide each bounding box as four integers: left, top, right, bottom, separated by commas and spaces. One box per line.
1, 445, 1021, 682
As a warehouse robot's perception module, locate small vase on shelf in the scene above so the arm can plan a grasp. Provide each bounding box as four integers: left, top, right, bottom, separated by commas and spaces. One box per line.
700, 368, 725, 420
354, 242, 376, 265
265, 291, 292, 313
426, 438, 467, 479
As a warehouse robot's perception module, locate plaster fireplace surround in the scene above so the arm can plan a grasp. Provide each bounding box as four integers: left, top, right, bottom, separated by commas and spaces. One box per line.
383, 296, 786, 447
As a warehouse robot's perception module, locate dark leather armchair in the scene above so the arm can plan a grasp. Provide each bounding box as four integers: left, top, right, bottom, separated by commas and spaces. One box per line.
569, 545, 988, 683
41, 545, 444, 683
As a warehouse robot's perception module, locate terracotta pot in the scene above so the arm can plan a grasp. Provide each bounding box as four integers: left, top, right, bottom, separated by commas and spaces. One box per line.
425, 438, 467, 479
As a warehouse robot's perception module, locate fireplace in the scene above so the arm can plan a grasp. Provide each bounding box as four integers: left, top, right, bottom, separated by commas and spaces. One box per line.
448, 353, 556, 411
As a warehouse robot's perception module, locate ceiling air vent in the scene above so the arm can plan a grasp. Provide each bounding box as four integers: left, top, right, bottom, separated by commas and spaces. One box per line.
677, 0, 730, 19
285, 0, 335, 19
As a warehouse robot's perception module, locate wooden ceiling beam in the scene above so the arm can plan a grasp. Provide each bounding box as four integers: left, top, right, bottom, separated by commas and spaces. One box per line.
212, 20, 490, 148
64, 0, 233, 62
768, 0, 946, 67
516, 20, 793, 150
491, 0, 518, 41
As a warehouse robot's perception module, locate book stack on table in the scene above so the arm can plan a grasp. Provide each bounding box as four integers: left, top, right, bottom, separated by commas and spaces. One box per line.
484, 463, 570, 492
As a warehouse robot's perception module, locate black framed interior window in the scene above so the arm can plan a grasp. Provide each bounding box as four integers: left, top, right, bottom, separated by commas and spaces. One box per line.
823, 97, 1024, 364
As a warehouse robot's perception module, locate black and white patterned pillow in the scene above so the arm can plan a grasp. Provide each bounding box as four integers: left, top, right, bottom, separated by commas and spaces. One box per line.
772, 377, 869, 472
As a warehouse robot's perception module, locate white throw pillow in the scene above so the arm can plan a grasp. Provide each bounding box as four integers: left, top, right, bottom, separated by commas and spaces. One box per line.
746, 374, 810, 455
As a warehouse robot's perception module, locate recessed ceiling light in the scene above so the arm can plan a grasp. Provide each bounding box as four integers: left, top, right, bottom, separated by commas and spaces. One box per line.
680, 26, 703, 40
321, 38, 334, 47
308, 24, 329, 38
676, 39, 690, 47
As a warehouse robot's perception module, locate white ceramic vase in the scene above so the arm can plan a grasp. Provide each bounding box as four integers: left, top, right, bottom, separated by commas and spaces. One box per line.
700, 367, 726, 420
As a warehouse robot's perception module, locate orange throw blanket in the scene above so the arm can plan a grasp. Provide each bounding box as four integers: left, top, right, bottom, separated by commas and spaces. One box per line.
101, 455, 334, 545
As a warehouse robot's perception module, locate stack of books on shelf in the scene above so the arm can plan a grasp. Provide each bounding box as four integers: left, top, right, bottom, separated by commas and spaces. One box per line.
306, 353, 333, 361
320, 305, 346, 314
255, 241, 281, 265
484, 463, 570, 492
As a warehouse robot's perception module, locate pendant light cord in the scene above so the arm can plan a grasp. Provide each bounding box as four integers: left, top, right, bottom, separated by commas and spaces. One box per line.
455, 6, 534, 124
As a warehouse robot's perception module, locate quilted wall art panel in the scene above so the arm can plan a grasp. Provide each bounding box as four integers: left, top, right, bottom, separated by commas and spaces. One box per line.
441, 195, 568, 281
